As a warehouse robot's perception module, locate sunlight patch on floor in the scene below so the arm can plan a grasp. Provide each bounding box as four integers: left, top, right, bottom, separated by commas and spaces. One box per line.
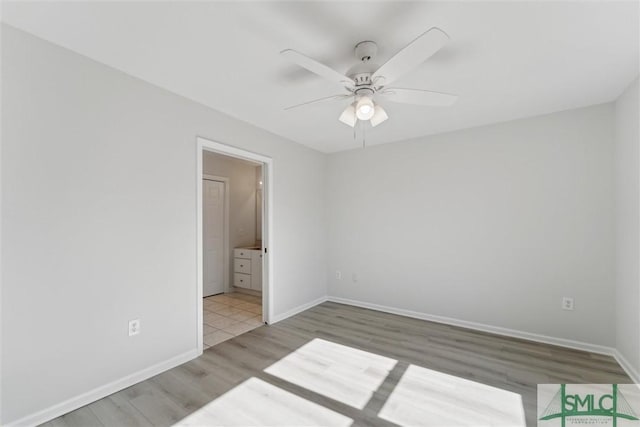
174, 377, 352, 427
378, 364, 526, 426
264, 338, 398, 409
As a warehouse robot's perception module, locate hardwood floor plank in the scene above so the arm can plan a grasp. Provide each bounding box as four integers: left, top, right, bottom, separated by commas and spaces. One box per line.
123, 381, 189, 426
42, 406, 104, 427
88, 394, 153, 427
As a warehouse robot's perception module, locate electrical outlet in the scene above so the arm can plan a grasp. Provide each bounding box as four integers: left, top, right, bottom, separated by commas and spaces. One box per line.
562, 297, 574, 311
336, 270, 342, 280
352, 273, 358, 283
129, 319, 141, 336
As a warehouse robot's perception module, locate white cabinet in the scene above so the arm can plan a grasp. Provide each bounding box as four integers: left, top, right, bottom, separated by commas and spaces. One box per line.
233, 247, 262, 291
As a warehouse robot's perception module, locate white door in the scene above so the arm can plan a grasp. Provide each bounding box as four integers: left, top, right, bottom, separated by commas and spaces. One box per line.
203, 179, 225, 297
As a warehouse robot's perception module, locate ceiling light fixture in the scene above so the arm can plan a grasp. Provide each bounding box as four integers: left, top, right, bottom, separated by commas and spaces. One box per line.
355, 96, 375, 120
338, 98, 389, 128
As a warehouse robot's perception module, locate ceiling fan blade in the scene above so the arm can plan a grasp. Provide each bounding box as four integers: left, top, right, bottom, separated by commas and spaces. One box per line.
284, 94, 352, 111
381, 88, 458, 106
281, 49, 355, 87
372, 27, 449, 86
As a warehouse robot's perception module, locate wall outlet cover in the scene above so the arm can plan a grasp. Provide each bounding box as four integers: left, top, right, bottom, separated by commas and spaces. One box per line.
129, 319, 141, 336
562, 297, 574, 311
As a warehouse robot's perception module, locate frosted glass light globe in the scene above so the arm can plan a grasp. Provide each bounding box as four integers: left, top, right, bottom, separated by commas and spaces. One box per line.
355, 97, 375, 120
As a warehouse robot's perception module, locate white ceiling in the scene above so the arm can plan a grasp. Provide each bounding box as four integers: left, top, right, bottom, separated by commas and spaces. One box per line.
3, 1, 638, 153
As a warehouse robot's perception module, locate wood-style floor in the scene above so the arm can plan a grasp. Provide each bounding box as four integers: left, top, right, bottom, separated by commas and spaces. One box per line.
42, 302, 631, 427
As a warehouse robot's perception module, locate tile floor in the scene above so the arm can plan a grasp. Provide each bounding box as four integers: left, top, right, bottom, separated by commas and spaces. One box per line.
203, 292, 263, 349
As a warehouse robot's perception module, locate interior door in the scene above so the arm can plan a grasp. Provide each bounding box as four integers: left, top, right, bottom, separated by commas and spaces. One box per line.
203, 179, 225, 297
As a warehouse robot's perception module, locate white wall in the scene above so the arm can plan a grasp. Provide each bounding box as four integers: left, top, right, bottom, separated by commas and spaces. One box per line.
327, 104, 616, 347
203, 152, 260, 290
0, 25, 326, 424
614, 77, 640, 379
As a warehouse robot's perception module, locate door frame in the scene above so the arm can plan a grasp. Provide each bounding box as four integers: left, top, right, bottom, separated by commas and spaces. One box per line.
196, 136, 273, 354
202, 175, 230, 295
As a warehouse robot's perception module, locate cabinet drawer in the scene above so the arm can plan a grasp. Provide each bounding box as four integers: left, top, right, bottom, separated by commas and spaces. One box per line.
234, 248, 251, 259
234, 273, 251, 289
234, 258, 251, 274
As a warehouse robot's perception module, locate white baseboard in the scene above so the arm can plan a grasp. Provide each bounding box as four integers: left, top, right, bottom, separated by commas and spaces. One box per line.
270, 296, 328, 324
5, 349, 199, 427
327, 296, 622, 357
612, 349, 640, 385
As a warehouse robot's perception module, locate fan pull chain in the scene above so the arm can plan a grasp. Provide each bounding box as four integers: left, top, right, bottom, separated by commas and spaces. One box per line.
352, 120, 367, 149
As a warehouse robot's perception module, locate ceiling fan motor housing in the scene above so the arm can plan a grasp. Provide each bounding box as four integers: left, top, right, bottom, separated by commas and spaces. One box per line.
354, 87, 374, 99
347, 41, 380, 89
351, 73, 374, 86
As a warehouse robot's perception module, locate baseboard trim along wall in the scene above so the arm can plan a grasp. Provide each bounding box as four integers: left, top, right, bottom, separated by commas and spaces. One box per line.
327, 296, 640, 384
270, 296, 328, 324
5, 349, 200, 427
612, 349, 640, 385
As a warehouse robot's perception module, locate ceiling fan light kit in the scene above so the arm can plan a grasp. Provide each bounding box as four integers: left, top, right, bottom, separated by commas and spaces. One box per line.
282, 27, 458, 134
355, 95, 375, 120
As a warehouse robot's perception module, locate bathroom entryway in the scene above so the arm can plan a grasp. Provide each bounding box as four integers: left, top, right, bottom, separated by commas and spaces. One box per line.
198, 138, 269, 352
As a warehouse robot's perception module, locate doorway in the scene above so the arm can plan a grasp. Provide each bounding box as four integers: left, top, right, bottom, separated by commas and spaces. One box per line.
196, 137, 272, 354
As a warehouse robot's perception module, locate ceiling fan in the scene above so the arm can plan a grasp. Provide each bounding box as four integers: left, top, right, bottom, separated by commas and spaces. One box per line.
281, 27, 458, 128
